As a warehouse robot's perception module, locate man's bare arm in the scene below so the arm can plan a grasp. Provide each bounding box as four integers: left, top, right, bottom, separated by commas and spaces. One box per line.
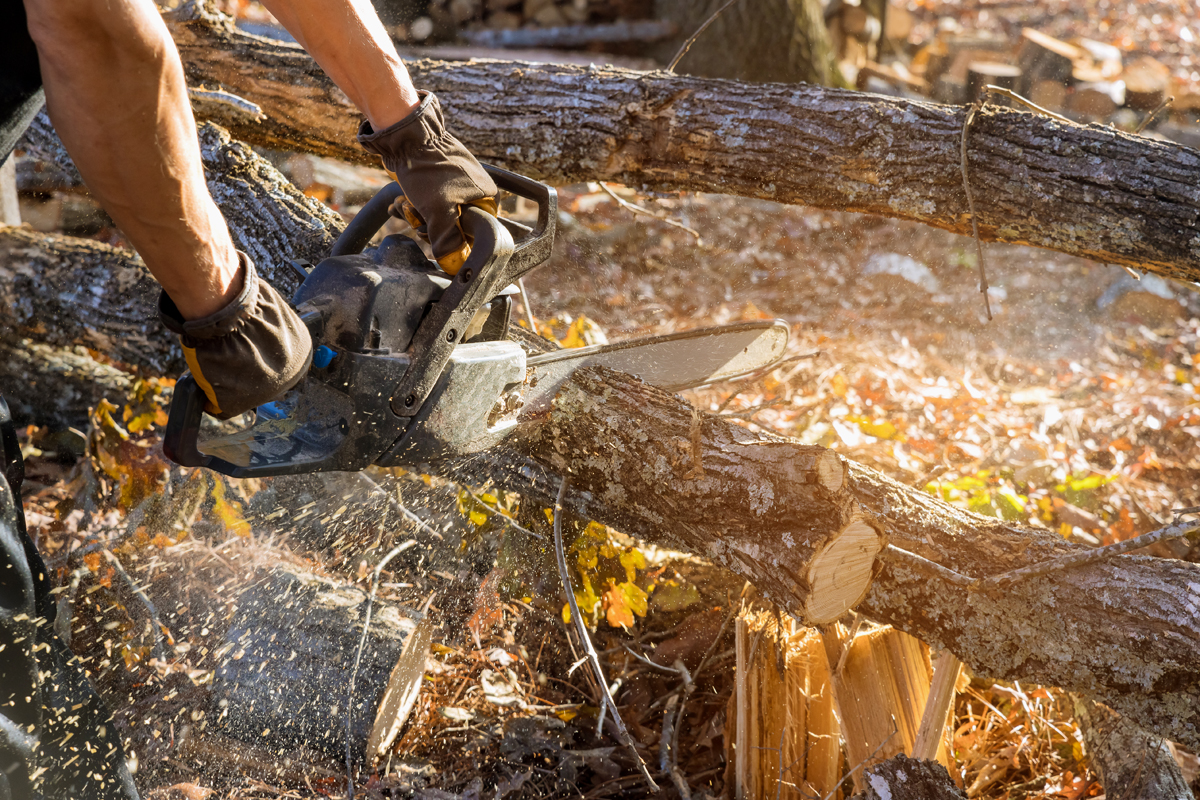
257, 0, 420, 130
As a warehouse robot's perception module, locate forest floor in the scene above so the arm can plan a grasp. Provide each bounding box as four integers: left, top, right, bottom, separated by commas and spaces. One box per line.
17, 181, 1200, 799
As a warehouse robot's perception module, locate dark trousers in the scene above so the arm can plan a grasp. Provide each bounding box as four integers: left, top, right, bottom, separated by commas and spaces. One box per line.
1, 404, 141, 800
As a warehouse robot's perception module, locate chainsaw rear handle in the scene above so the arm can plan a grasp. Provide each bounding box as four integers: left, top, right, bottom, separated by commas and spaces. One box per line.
329, 163, 556, 285
162, 374, 209, 468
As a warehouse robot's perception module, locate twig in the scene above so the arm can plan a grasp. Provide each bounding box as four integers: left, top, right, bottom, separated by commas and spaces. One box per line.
960, 100, 992, 321
980, 85, 1070, 124
598, 182, 701, 241
659, 695, 678, 772
666, 0, 743, 72
517, 277, 538, 332
354, 472, 444, 541
344, 538, 419, 800
1136, 96, 1174, 134
883, 514, 1200, 592
623, 645, 686, 675
101, 548, 166, 663
457, 483, 546, 540
553, 476, 659, 792
979, 515, 1200, 589
881, 543, 975, 587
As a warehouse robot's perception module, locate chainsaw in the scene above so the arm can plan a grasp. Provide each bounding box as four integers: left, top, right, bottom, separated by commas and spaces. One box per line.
163, 166, 790, 477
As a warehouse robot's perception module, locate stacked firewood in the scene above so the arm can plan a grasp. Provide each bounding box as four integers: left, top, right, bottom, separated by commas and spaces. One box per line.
387, 0, 657, 45
912, 26, 1200, 129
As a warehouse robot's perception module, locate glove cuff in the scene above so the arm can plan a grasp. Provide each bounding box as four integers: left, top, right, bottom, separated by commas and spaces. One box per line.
357, 91, 443, 157
158, 252, 259, 342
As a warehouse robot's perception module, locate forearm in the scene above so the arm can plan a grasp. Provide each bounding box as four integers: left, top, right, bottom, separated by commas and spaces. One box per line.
259, 0, 419, 130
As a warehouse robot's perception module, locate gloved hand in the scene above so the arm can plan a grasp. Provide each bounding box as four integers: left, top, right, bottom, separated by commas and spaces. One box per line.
357, 91, 498, 275
159, 252, 312, 420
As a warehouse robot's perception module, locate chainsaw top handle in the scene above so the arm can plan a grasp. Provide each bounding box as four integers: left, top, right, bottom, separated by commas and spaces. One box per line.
329, 163, 556, 287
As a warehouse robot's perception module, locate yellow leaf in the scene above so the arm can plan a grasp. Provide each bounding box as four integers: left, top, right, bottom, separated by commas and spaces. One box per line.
555, 708, 578, 722
150, 533, 174, 549
604, 581, 634, 628
619, 548, 646, 584
559, 315, 608, 349
830, 373, 848, 399
211, 479, 252, 538
469, 509, 488, 527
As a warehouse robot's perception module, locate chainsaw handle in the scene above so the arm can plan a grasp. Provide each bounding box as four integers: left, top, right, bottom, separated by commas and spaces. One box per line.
327, 165, 555, 273
162, 375, 210, 468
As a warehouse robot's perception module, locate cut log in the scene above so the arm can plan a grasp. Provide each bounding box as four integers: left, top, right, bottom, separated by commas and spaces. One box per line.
1028, 79, 1068, 113
1071, 696, 1196, 800
1124, 56, 1171, 112
851, 754, 966, 800
1015, 28, 1080, 96
212, 564, 432, 762
164, 3, 1200, 279
519, 367, 879, 625
966, 61, 1021, 101
440, 366, 1200, 752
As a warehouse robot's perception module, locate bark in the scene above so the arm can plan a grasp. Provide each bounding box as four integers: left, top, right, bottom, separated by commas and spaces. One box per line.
446, 366, 1200, 752
213, 564, 430, 762
0, 338, 134, 429
20, 114, 345, 290
1071, 696, 1195, 800
165, 2, 1200, 278
2, 117, 346, 417
521, 367, 881, 625
850, 755, 966, 800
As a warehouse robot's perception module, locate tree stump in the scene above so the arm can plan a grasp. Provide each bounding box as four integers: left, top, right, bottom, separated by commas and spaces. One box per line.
212, 565, 431, 763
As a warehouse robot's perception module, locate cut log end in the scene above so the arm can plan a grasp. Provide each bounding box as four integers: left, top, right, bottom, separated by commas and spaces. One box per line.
817, 450, 846, 493
804, 515, 882, 624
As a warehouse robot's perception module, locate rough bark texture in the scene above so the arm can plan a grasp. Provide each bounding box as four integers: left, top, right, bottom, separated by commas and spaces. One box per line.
520, 367, 878, 624
460, 367, 1200, 751
165, 2, 1200, 278
0, 228, 174, 372
1071, 695, 1195, 800
851, 755, 967, 800
20, 114, 344, 291
0, 338, 134, 428
651, 0, 843, 86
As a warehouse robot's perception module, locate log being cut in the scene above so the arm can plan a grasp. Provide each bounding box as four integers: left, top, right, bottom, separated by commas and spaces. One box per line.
164, 1, 1200, 278
483, 367, 1200, 752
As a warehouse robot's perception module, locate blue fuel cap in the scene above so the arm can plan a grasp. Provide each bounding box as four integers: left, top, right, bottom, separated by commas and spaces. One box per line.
312, 345, 336, 369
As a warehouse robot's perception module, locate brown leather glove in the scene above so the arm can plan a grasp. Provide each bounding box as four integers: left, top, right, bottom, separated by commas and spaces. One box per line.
357, 91, 498, 275
159, 252, 312, 420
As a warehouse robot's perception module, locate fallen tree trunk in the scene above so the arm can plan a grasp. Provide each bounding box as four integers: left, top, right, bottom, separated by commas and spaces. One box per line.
457, 366, 1200, 752
20, 114, 344, 291
1071, 695, 1195, 800
165, 2, 1200, 278
0, 338, 134, 428
3, 119, 345, 393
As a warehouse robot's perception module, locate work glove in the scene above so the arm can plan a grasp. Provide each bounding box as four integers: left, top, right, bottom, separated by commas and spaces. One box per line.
159, 252, 312, 420
357, 91, 498, 276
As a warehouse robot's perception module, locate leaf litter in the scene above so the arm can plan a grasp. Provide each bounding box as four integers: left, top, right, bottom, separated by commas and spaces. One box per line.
18, 147, 1200, 800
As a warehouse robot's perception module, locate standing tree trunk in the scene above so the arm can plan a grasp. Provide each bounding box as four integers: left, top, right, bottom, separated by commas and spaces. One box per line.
651, 0, 844, 87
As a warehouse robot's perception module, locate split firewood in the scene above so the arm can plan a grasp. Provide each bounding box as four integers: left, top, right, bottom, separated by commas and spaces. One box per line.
162, 2, 1200, 279
1070, 696, 1196, 800
1015, 28, 1081, 96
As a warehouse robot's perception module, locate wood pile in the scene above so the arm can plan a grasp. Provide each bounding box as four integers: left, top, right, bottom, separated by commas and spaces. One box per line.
725, 610, 961, 800
907, 25, 1200, 132
386, 0, 658, 47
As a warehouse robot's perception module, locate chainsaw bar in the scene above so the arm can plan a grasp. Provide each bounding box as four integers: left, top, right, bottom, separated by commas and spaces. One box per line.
518, 320, 790, 416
